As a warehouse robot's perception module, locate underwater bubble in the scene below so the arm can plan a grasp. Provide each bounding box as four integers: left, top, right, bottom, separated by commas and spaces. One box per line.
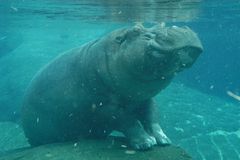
125, 150, 136, 155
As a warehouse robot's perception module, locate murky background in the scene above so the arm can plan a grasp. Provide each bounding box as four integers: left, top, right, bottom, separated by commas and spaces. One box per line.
0, 0, 240, 159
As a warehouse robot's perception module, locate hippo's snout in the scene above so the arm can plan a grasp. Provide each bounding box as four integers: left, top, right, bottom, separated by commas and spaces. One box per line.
170, 26, 203, 69
146, 25, 203, 69
114, 24, 203, 79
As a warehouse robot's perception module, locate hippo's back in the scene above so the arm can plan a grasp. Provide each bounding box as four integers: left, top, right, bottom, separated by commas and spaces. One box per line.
21, 45, 96, 146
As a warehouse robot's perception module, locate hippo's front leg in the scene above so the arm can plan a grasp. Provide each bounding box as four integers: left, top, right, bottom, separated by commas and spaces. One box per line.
120, 119, 157, 150
114, 106, 157, 150
136, 100, 171, 146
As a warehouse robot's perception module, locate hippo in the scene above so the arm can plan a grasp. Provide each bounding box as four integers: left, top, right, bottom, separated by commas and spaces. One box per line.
21, 24, 203, 150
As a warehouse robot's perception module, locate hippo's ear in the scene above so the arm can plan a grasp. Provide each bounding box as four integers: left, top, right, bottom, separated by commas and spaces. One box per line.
114, 24, 144, 44
127, 24, 144, 37
133, 23, 144, 31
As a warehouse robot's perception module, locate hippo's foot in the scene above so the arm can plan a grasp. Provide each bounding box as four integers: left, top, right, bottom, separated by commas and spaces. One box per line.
123, 120, 157, 150
129, 132, 157, 150
146, 123, 171, 146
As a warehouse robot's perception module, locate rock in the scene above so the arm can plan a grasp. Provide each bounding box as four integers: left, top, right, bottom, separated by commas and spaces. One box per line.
0, 122, 29, 154
0, 137, 191, 160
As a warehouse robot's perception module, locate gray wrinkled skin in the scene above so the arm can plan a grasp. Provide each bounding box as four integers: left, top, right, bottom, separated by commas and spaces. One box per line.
21, 24, 203, 150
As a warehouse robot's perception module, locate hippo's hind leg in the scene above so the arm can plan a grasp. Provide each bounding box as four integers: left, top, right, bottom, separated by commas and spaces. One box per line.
137, 100, 171, 145
21, 110, 63, 146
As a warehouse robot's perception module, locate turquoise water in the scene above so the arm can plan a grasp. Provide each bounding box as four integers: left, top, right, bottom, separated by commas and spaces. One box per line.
0, 0, 240, 159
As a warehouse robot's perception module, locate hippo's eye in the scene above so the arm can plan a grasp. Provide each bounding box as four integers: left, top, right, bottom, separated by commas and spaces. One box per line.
143, 33, 155, 40
144, 34, 152, 39
115, 36, 125, 44
130, 29, 141, 37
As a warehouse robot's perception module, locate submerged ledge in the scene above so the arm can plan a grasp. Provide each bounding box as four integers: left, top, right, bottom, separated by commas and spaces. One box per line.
0, 137, 191, 160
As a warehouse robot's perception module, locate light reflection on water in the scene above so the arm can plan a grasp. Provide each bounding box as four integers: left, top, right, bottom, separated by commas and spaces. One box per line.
1, 0, 202, 23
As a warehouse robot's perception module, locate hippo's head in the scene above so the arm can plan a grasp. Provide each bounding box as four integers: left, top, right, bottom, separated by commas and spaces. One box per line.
103, 24, 203, 81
